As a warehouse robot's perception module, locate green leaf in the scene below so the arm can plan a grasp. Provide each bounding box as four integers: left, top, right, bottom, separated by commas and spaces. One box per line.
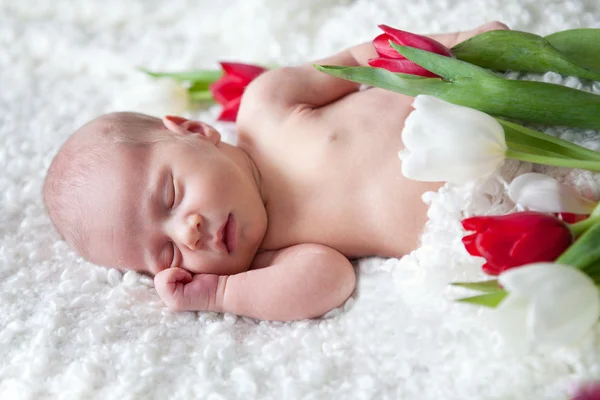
138, 68, 222, 83
456, 291, 508, 308
483, 79, 600, 129
557, 222, 600, 269
451, 280, 502, 293
389, 43, 496, 80
314, 64, 453, 97
498, 118, 600, 162
188, 80, 212, 92
187, 90, 214, 103
451, 30, 600, 81
316, 63, 600, 129
545, 29, 600, 73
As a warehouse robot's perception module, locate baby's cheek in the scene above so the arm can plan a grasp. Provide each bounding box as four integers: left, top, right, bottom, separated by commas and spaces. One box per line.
182, 252, 228, 275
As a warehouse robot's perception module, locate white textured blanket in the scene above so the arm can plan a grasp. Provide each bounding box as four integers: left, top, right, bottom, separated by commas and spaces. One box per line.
2, 1, 600, 399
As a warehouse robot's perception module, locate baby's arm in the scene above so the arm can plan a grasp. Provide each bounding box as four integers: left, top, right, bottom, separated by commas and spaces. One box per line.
239, 21, 508, 118
154, 244, 356, 321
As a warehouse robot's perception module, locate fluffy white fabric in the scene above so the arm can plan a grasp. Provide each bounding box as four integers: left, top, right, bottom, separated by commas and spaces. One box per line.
2, 0, 600, 398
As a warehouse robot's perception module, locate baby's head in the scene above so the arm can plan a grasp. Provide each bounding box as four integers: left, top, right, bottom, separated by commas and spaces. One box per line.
44, 112, 267, 276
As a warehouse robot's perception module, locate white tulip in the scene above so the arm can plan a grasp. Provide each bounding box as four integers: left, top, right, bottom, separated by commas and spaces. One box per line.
113, 78, 189, 117
508, 172, 596, 214
398, 95, 508, 184
495, 263, 600, 348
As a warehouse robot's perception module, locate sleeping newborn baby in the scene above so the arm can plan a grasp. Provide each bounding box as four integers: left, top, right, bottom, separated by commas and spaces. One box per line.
44, 22, 508, 321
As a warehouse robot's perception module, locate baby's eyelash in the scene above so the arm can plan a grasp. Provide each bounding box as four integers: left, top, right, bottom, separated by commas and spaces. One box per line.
169, 242, 177, 268
169, 175, 176, 209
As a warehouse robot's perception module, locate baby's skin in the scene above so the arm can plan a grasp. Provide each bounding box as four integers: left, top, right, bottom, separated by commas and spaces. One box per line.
44, 22, 508, 321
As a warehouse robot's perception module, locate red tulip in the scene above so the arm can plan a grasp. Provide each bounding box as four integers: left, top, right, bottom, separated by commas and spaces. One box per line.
461, 212, 573, 276
209, 62, 267, 122
557, 212, 589, 224
368, 24, 454, 77
572, 382, 600, 400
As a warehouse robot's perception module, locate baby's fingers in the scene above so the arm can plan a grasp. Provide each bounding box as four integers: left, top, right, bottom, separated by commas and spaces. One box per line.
476, 21, 510, 32
154, 267, 193, 311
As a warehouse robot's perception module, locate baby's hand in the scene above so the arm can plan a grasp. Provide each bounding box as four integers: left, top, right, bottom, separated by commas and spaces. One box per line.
154, 267, 223, 312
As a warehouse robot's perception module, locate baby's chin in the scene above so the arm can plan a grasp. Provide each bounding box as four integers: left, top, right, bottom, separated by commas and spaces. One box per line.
185, 255, 254, 276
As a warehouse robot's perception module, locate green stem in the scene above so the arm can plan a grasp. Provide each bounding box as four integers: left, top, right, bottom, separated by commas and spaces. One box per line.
139, 68, 223, 83
591, 202, 600, 217
570, 214, 600, 237
506, 141, 570, 159
498, 118, 600, 162
505, 149, 600, 172
579, 265, 600, 285
557, 221, 600, 269
188, 91, 215, 102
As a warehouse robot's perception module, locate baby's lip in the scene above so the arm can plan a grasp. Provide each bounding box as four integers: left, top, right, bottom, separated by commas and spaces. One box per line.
216, 213, 236, 254
216, 217, 228, 253
224, 214, 237, 254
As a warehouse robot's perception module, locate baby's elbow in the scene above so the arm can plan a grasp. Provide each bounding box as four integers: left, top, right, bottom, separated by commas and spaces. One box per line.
322, 252, 356, 309
339, 261, 356, 304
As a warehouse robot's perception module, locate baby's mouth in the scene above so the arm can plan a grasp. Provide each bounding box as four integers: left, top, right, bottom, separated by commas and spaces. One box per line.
224, 213, 237, 253
219, 213, 237, 254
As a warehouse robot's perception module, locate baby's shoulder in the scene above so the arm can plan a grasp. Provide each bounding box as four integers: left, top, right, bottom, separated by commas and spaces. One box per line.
237, 67, 316, 138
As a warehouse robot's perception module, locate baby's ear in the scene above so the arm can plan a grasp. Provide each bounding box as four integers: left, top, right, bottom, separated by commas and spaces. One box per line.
162, 115, 220, 144
162, 115, 202, 134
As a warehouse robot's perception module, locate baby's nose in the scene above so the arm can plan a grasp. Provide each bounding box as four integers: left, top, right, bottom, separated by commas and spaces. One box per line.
182, 213, 203, 250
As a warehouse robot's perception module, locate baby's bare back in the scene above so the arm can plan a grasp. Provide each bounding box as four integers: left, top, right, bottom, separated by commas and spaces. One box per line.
242, 87, 442, 259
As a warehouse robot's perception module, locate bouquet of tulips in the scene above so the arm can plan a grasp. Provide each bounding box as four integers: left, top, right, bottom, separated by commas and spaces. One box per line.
315, 25, 600, 349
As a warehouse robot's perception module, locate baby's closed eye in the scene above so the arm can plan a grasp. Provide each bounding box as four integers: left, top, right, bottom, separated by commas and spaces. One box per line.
165, 173, 176, 209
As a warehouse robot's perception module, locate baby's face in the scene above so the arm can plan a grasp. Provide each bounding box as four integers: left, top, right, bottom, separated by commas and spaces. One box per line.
83, 120, 267, 276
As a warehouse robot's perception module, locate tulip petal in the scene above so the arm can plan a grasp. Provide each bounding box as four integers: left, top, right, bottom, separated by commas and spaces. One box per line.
499, 262, 567, 294
498, 263, 600, 343
477, 232, 521, 273
461, 233, 481, 256
529, 275, 600, 344
209, 75, 246, 105
496, 263, 600, 346
377, 24, 454, 57
482, 262, 503, 276
368, 57, 439, 77
216, 97, 242, 122
411, 96, 507, 148
399, 95, 507, 183
399, 145, 505, 183
557, 212, 589, 224
461, 216, 491, 231
508, 172, 596, 214
403, 97, 506, 152
220, 62, 266, 82
114, 78, 189, 118
493, 293, 530, 350
510, 225, 571, 263
372, 34, 406, 58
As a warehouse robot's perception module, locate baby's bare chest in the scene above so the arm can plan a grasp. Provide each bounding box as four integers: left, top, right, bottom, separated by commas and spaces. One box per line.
251, 89, 441, 257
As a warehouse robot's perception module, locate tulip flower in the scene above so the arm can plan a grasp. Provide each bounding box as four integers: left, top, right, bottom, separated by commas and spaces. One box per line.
462, 212, 573, 275
395, 95, 600, 184
398, 95, 507, 183
368, 24, 454, 77
209, 62, 267, 121
316, 30, 600, 129
140, 62, 267, 122
508, 173, 596, 215
114, 78, 190, 118
495, 263, 600, 347
572, 382, 600, 400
